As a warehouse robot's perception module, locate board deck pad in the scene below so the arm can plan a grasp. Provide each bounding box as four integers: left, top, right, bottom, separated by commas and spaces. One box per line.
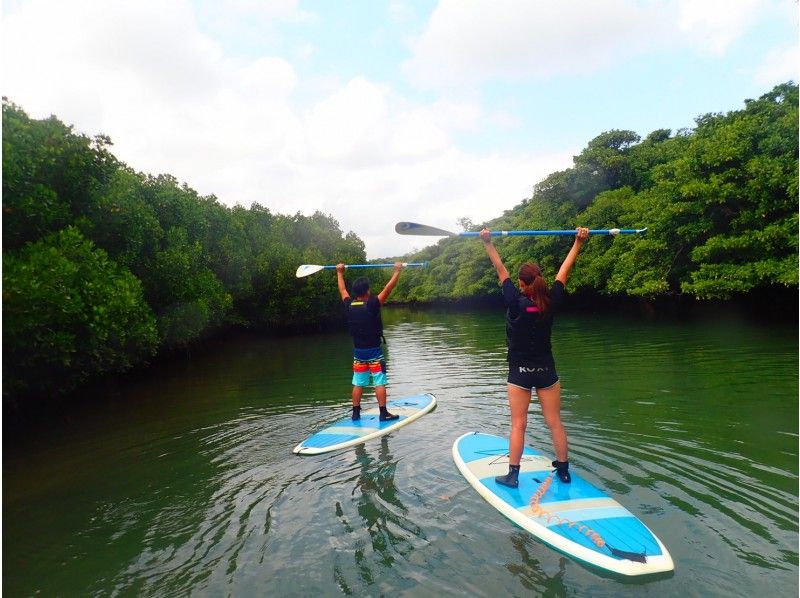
293, 393, 436, 455
452, 432, 674, 577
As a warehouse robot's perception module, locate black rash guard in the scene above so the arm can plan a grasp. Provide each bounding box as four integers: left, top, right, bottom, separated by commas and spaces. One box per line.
502, 278, 566, 366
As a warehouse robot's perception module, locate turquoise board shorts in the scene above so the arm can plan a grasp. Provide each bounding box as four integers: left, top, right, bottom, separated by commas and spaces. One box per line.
352, 347, 387, 387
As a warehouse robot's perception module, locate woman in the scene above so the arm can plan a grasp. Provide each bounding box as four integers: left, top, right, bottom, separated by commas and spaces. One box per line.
480, 226, 590, 488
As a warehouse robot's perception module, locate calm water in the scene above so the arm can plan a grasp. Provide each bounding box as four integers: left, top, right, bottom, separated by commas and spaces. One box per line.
3, 307, 798, 597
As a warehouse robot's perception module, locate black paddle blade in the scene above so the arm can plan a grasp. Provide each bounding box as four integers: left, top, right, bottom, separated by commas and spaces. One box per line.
395, 222, 455, 236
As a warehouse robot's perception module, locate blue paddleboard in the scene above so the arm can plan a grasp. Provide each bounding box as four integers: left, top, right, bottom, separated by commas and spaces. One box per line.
452, 432, 674, 577
293, 393, 437, 455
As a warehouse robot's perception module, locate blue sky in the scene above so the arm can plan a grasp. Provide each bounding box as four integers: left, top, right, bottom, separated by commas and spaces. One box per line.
3, 0, 797, 257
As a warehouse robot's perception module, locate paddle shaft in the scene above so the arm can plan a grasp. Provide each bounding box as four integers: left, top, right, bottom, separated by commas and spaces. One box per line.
461, 229, 643, 237
394, 222, 646, 237
322, 262, 427, 270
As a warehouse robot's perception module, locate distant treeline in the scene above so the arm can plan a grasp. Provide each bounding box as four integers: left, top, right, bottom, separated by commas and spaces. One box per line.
390, 83, 798, 305
3, 99, 365, 406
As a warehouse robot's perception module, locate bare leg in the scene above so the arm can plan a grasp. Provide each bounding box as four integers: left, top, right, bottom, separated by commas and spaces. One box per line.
507, 384, 533, 465
535, 381, 568, 462
352, 385, 363, 407
375, 385, 387, 407
375, 385, 398, 420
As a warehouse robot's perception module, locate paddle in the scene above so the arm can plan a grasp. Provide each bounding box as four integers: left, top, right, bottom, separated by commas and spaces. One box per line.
395, 222, 648, 237
296, 261, 429, 278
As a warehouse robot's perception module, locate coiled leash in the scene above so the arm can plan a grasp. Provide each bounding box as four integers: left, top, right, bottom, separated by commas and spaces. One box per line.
528, 471, 648, 563
529, 473, 606, 548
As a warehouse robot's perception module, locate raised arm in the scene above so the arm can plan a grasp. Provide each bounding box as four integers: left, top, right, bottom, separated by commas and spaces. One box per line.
377, 262, 404, 304
480, 228, 510, 284
336, 263, 350, 300
555, 227, 590, 287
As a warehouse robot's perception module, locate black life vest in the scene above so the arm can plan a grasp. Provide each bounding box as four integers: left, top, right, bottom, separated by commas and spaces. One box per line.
347, 296, 384, 348
505, 294, 553, 363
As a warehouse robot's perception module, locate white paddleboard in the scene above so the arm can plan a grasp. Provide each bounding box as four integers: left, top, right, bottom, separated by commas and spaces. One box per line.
293, 393, 436, 455
452, 432, 674, 577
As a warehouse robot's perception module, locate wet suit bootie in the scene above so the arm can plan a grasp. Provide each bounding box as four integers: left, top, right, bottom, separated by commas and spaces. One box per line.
495, 465, 520, 488
552, 460, 571, 483
351, 405, 361, 421
379, 406, 399, 421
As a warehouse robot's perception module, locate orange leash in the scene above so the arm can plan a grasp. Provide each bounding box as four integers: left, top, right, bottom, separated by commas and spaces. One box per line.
528, 474, 606, 548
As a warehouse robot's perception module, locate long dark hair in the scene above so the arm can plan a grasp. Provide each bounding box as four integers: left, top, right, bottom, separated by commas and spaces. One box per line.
518, 263, 550, 314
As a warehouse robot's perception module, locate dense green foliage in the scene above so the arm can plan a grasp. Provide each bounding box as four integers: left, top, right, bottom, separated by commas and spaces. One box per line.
391, 83, 798, 303
3, 83, 797, 406
3, 227, 159, 400
3, 99, 364, 405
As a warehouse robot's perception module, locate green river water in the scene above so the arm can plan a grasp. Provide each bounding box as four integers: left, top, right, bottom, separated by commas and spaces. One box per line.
3, 307, 798, 596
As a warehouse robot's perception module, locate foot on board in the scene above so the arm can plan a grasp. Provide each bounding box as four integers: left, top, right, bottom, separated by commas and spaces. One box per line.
552, 460, 571, 483
379, 408, 399, 421
495, 465, 520, 488
351, 406, 361, 421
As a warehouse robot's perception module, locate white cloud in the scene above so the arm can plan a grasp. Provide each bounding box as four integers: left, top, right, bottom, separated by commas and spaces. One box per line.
754, 45, 799, 86
3, 0, 227, 129
295, 42, 317, 60
403, 0, 666, 88
675, 0, 763, 55
299, 77, 392, 165
302, 146, 575, 258
192, 0, 313, 39
402, 0, 778, 89
2, 0, 574, 258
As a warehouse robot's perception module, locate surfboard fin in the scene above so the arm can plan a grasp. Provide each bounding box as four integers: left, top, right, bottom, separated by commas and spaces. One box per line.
607, 545, 648, 563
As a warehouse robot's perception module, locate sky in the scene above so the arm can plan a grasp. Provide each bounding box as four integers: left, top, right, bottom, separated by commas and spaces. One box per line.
2, 0, 797, 258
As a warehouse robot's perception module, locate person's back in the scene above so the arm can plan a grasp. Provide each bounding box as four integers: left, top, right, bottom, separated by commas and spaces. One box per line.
503, 267, 566, 366
345, 292, 383, 349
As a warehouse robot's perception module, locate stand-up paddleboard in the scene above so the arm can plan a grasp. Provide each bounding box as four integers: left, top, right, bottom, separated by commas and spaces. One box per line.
293, 393, 436, 455
453, 432, 674, 577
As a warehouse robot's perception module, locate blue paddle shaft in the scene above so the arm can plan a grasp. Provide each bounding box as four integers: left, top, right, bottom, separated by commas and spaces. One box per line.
323, 262, 428, 270
460, 229, 644, 237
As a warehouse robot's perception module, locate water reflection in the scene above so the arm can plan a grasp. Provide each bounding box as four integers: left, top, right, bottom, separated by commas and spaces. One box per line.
506, 532, 568, 594
330, 437, 429, 593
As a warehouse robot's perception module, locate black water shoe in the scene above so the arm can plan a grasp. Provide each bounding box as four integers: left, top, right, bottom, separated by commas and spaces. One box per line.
552, 460, 571, 483
352, 406, 361, 421
379, 407, 399, 421
495, 464, 520, 488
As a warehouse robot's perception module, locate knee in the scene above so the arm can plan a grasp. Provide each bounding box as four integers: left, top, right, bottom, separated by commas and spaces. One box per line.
511, 415, 528, 430
543, 413, 563, 431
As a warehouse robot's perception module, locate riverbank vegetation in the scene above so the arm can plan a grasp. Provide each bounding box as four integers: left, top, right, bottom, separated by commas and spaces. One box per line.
3, 83, 797, 408
3, 99, 364, 406
389, 83, 798, 305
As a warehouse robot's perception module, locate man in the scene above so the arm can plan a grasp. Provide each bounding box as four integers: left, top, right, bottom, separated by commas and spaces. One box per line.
336, 262, 404, 421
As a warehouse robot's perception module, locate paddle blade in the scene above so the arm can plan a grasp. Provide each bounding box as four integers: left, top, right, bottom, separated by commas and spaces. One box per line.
395, 222, 456, 236
295, 264, 325, 278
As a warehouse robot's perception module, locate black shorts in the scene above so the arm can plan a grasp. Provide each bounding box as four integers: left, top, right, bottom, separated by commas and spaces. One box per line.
507, 363, 559, 391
